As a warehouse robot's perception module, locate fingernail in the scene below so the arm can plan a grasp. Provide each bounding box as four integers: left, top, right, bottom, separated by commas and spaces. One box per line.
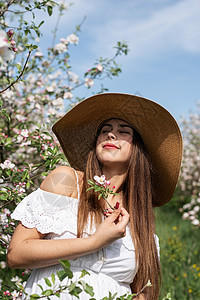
114, 202, 119, 209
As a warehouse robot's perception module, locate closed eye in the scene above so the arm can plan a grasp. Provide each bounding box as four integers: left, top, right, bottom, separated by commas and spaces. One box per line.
120, 131, 131, 134
102, 130, 110, 133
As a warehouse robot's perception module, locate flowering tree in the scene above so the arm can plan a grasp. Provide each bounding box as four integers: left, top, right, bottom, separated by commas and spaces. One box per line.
177, 105, 200, 227
0, 0, 129, 298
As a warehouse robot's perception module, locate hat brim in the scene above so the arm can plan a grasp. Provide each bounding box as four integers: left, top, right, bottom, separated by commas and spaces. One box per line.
52, 93, 183, 206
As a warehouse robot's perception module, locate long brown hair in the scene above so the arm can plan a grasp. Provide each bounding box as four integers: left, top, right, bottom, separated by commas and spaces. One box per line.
77, 125, 161, 300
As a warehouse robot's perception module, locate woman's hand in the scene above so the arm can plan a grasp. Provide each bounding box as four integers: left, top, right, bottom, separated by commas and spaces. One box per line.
91, 207, 130, 250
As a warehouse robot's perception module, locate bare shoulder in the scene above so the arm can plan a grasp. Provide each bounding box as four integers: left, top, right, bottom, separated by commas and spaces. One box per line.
40, 166, 84, 197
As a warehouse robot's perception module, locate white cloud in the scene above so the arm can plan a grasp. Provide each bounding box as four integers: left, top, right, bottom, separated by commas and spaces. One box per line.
78, 0, 200, 58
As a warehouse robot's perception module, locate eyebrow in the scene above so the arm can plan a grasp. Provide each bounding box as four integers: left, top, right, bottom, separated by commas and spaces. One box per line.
102, 123, 133, 130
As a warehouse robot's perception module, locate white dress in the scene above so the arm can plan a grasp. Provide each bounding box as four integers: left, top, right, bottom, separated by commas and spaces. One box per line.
11, 171, 160, 299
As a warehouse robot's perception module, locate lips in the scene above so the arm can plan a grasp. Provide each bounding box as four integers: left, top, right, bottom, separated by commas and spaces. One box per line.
103, 143, 119, 149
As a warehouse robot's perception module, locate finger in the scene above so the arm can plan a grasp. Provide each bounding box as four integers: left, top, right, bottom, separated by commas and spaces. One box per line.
106, 208, 121, 222
118, 209, 130, 226
103, 211, 112, 217
120, 207, 129, 216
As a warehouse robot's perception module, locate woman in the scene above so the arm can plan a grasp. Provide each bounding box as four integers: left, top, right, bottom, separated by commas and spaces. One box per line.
7, 93, 183, 300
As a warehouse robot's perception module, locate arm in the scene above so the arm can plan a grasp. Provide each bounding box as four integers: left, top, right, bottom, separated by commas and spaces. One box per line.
7, 207, 129, 269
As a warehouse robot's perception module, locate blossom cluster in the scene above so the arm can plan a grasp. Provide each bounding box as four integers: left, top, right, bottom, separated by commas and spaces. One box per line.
177, 107, 200, 226
179, 196, 200, 226
0, 29, 18, 65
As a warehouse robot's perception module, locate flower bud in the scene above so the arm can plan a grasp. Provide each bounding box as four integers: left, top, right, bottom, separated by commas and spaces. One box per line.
7, 29, 14, 37
10, 40, 16, 46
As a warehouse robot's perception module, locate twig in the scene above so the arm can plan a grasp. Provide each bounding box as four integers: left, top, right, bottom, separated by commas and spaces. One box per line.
0, 0, 15, 18
132, 280, 152, 299
0, 198, 14, 209
0, 50, 32, 94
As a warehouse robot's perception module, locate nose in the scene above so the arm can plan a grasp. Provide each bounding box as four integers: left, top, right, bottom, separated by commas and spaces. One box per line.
107, 131, 116, 140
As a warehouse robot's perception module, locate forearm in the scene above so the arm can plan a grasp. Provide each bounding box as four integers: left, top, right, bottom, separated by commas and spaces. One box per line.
7, 236, 96, 269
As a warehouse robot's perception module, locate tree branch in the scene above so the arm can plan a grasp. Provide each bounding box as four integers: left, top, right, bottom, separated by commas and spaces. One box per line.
0, 50, 32, 94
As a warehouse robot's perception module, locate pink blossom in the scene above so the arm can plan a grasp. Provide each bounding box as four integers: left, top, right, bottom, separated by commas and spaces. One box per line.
85, 78, 94, 88
97, 63, 103, 72
10, 40, 16, 46
0, 30, 14, 64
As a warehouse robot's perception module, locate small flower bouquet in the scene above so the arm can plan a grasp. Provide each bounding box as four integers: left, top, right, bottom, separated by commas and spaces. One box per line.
87, 175, 119, 210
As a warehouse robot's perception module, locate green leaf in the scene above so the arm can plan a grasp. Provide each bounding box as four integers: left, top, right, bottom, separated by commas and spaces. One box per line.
16, 63, 22, 72
0, 195, 8, 201
98, 194, 102, 200
51, 273, 55, 284
59, 260, 73, 279
38, 20, 45, 28
86, 186, 94, 192
30, 294, 40, 299
68, 282, 76, 292
56, 270, 67, 282
44, 278, 52, 287
69, 286, 82, 297
80, 269, 90, 278
47, 6, 53, 16
83, 283, 94, 296
55, 292, 61, 298
37, 284, 43, 291
59, 259, 70, 269
87, 179, 94, 184
42, 289, 53, 296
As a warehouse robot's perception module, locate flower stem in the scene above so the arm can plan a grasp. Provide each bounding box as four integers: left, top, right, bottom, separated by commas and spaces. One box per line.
103, 196, 114, 210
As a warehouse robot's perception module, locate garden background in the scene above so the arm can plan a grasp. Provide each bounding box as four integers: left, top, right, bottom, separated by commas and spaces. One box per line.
0, 1, 199, 299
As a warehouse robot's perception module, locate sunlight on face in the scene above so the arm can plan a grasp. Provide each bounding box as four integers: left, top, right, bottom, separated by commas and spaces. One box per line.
96, 118, 133, 168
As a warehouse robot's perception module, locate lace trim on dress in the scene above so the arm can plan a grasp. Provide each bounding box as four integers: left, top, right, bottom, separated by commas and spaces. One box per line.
11, 188, 79, 235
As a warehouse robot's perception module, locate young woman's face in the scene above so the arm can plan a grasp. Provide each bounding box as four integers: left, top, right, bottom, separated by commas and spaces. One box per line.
96, 119, 133, 168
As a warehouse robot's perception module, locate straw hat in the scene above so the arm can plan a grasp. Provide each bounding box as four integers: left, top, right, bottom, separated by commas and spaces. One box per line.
52, 93, 183, 206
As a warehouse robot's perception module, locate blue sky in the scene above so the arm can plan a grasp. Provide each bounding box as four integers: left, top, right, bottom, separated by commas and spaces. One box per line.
39, 0, 200, 122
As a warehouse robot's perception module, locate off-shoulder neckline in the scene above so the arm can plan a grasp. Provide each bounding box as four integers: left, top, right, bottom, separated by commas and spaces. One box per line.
38, 187, 79, 201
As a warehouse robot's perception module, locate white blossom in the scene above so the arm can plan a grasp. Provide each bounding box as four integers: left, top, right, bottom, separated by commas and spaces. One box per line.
0, 261, 7, 269
52, 97, 64, 108
67, 33, 79, 45
68, 71, 79, 83
60, 37, 68, 44
85, 78, 94, 88
191, 219, 200, 226
53, 42, 67, 54
0, 159, 15, 169
182, 212, 189, 219
34, 51, 43, 58
94, 175, 106, 185
64, 91, 73, 99
20, 129, 29, 138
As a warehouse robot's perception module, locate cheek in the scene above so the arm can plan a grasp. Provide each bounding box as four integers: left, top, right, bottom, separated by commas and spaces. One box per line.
95, 138, 102, 160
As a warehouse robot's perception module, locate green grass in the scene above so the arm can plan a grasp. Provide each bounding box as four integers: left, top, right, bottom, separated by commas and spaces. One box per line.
155, 204, 200, 300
